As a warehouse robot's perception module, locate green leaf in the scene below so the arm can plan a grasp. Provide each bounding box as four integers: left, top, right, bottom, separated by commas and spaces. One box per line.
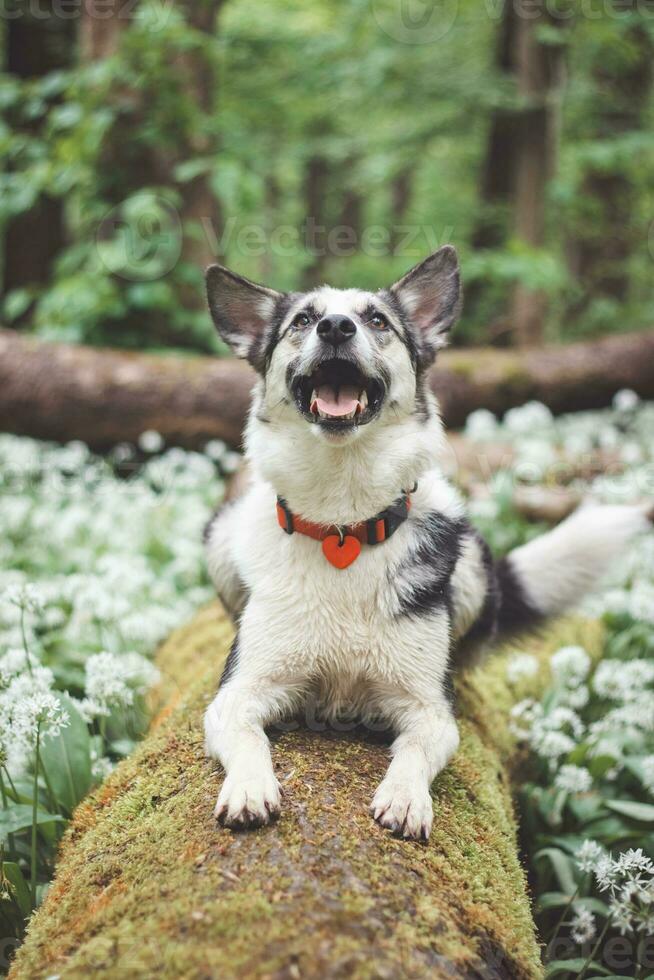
2, 778, 35, 805
0, 805, 63, 842
583, 816, 642, 843
50, 102, 83, 129
537, 788, 567, 828
567, 793, 604, 825
573, 896, 611, 918
3, 288, 32, 322
537, 891, 571, 911
174, 158, 213, 183
604, 800, 654, 823
534, 847, 577, 896
543, 834, 589, 856
587, 755, 619, 779
624, 757, 647, 782
109, 738, 136, 758
546, 960, 608, 978
2, 862, 31, 917
39, 695, 92, 814
35, 882, 50, 908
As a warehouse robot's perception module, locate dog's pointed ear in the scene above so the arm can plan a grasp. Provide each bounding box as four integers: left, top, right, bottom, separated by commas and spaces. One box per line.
206, 265, 284, 368
390, 245, 461, 365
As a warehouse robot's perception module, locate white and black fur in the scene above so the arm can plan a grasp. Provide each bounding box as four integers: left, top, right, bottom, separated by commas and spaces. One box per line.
203, 246, 652, 841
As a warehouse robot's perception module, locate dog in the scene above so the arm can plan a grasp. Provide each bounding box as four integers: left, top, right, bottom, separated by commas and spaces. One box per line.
203, 245, 651, 840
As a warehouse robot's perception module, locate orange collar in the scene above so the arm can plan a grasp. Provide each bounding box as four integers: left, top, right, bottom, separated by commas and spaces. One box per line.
275, 488, 415, 569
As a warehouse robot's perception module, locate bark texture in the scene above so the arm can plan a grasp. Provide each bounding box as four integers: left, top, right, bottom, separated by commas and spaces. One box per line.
10, 606, 602, 979
466, 0, 566, 345
470, 0, 520, 254
81, 0, 223, 347
566, 2, 654, 314
302, 154, 331, 290
2, 1, 75, 314
509, 0, 566, 347
1, 328, 653, 450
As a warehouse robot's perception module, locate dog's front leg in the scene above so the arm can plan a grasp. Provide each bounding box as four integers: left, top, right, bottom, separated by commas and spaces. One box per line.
204, 673, 296, 829
371, 702, 459, 841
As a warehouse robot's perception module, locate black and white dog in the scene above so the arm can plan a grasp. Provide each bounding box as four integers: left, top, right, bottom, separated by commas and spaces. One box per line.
203, 246, 650, 840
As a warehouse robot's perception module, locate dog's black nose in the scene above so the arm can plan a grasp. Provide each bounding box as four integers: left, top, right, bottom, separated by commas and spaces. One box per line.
317, 315, 356, 346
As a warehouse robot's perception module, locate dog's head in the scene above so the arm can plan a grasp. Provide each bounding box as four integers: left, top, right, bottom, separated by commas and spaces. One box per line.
206, 246, 461, 442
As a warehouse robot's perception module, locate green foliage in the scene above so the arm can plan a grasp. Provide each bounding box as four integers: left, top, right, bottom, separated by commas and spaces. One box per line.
2, 0, 652, 350
0, 430, 234, 950
465, 396, 654, 976
513, 608, 654, 978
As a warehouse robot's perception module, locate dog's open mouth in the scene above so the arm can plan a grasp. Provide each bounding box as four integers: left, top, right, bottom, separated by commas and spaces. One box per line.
292, 359, 385, 430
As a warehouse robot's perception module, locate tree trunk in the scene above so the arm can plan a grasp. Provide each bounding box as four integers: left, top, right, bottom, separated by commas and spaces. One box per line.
302, 154, 330, 289
390, 166, 414, 255
467, 1, 566, 346
2, 2, 75, 319
464, 0, 520, 336
1, 327, 653, 450
81, 0, 222, 245
338, 188, 363, 250
11, 606, 602, 979
81, 0, 223, 335
470, 2, 520, 254
260, 172, 282, 281
170, 0, 224, 273
79, 0, 139, 203
566, 2, 654, 315
79, 0, 132, 61
510, 0, 566, 347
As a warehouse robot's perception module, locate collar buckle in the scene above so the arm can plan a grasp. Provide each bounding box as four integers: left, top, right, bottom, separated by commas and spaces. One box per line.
276, 498, 294, 534
364, 492, 411, 545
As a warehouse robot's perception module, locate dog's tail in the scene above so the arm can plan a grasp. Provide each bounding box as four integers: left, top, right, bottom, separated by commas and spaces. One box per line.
495, 503, 652, 633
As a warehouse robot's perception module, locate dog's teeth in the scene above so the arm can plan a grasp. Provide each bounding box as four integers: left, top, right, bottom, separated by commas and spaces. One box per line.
310, 390, 318, 415
355, 390, 368, 416
316, 406, 357, 420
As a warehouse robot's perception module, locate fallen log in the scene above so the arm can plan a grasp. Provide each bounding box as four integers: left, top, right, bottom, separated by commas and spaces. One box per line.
9, 604, 604, 979
0, 327, 653, 450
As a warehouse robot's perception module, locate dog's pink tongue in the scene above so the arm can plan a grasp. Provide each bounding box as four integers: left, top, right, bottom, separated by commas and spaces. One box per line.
315, 384, 360, 417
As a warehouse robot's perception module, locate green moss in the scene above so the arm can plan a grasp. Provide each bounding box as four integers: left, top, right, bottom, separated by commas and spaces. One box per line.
10, 606, 602, 980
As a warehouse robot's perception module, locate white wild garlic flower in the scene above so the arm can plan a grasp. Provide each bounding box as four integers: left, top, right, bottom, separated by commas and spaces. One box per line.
576, 839, 607, 875
570, 907, 596, 945
506, 653, 539, 684
84, 651, 160, 713
550, 646, 591, 688
554, 764, 593, 794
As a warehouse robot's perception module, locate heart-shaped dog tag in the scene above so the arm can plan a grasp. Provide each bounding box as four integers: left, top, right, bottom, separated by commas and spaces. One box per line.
322, 534, 361, 569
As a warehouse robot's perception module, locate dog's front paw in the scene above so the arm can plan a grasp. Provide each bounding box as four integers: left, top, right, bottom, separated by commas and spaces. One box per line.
371, 778, 433, 841
214, 770, 281, 830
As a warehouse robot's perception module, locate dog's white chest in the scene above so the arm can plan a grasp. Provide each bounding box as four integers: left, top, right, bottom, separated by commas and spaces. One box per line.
225, 482, 451, 710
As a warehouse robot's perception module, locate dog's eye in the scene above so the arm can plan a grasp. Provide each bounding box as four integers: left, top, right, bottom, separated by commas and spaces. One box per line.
293, 312, 311, 328
369, 311, 387, 330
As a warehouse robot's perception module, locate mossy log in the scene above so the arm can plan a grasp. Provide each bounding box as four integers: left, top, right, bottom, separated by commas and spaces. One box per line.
1, 327, 653, 450
10, 606, 603, 980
